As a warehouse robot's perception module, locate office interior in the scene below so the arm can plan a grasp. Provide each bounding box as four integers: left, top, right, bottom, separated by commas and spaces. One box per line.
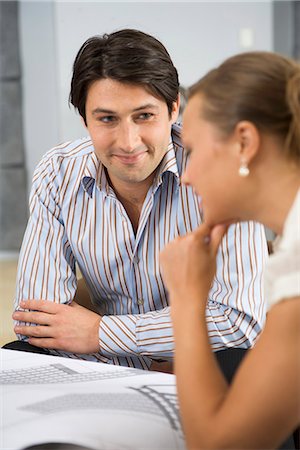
0, 0, 299, 348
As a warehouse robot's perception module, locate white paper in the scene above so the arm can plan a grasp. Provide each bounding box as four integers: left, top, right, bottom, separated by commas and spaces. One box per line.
0, 349, 186, 450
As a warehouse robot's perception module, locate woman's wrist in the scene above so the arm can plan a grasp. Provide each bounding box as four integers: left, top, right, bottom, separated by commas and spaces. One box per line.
169, 292, 208, 318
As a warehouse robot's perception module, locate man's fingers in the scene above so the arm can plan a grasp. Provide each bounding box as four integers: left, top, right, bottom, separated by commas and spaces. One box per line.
14, 325, 53, 338
27, 338, 58, 349
17, 299, 66, 313
13, 310, 53, 325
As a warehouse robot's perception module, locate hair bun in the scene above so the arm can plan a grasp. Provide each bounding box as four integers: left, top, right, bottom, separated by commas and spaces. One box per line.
287, 68, 300, 113
285, 66, 300, 159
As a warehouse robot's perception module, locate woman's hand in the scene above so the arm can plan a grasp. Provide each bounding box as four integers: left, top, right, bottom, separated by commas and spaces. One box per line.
160, 223, 227, 313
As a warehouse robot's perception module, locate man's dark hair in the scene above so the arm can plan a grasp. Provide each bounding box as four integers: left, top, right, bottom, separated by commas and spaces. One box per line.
69, 29, 179, 124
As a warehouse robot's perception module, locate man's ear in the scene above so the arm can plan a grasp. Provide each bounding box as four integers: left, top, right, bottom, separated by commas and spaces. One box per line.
81, 115, 88, 129
233, 121, 260, 164
171, 94, 180, 123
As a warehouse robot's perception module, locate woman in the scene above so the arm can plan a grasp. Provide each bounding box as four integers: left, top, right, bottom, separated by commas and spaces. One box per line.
160, 51, 300, 449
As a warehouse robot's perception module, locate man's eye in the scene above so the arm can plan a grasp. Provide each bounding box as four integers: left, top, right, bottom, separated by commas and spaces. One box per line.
98, 116, 116, 123
137, 113, 154, 120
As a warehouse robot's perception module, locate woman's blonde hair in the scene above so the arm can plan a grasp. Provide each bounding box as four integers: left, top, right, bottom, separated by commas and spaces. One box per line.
189, 52, 300, 163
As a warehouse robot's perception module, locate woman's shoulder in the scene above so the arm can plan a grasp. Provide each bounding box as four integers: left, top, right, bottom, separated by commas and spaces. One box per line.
273, 188, 300, 250
265, 190, 300, 310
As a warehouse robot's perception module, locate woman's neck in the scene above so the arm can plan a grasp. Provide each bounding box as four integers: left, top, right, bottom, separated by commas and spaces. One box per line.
247, 161, 300, 235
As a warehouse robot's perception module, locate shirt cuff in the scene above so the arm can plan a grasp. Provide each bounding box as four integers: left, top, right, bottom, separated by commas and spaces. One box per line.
99, 314, 138, 356
99, 308, 174, 359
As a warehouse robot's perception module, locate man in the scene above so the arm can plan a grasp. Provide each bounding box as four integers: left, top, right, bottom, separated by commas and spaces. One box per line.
11, 29, 267, 370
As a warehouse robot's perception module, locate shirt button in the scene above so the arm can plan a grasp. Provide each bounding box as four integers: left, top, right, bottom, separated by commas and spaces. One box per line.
137, 298, 144, 305
133, 255, 140, 264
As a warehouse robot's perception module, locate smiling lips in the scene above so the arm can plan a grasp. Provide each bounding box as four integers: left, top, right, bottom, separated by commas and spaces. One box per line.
113, 151, 147, 165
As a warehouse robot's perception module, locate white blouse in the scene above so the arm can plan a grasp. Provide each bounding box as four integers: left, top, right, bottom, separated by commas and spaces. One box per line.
265, 189, 300, 310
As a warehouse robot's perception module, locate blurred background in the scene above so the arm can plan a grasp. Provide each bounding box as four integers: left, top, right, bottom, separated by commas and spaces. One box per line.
0, 0, 299, 344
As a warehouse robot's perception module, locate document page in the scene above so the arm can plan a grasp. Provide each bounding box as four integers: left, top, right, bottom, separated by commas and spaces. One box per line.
0, 349, 185, 450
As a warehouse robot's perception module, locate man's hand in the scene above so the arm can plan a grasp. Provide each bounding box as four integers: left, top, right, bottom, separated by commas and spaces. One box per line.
13, 300, 101, 354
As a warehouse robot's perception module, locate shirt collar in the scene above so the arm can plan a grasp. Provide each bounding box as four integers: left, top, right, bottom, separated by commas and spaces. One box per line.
153, 124, 182, 188
81, 123, 183, 198
81, 150, 110, 198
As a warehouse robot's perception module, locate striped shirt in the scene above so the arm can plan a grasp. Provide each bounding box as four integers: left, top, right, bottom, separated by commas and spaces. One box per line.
15, 124, 268, 369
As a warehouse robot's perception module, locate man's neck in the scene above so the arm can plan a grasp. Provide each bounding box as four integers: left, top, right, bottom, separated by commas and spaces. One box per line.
107, 171, 156, 234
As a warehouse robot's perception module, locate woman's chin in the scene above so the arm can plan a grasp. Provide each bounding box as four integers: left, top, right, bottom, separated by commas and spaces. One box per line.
202, 204, 241, 227
204, 215, 240, 228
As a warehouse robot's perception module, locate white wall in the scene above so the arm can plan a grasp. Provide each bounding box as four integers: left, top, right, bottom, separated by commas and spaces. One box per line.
19, 0, 273, 185
19, 1, 60, 187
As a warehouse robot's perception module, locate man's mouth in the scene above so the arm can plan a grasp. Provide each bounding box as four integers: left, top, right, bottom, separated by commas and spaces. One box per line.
113, 152, 147, 165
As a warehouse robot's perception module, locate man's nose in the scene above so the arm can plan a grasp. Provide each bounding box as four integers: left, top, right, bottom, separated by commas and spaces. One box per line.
116, 122, 140, 152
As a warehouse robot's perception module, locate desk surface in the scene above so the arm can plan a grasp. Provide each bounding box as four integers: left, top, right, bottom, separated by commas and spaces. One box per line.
1, 349, 185, 450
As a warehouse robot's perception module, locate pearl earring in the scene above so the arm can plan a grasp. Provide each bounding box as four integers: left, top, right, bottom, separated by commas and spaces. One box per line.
239, 162, 250, 177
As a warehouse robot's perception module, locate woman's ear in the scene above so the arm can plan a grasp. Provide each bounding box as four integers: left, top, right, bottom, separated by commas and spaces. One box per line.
233, 121, 260, 165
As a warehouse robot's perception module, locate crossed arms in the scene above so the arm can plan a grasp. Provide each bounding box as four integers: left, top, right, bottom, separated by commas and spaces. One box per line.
13, 150, 267, 365
13, 222, 267, 364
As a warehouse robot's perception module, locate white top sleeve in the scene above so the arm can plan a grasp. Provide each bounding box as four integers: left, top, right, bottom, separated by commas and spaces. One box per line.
264, 189, 300, 310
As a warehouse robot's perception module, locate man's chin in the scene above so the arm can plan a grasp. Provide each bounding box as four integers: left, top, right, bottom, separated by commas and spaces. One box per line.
117, 171, 154, 185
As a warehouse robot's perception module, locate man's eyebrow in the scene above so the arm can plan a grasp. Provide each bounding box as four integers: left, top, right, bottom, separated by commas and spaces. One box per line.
92, 108, 115, 115
132, 104, 159, 112
91, 104, 159, 116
